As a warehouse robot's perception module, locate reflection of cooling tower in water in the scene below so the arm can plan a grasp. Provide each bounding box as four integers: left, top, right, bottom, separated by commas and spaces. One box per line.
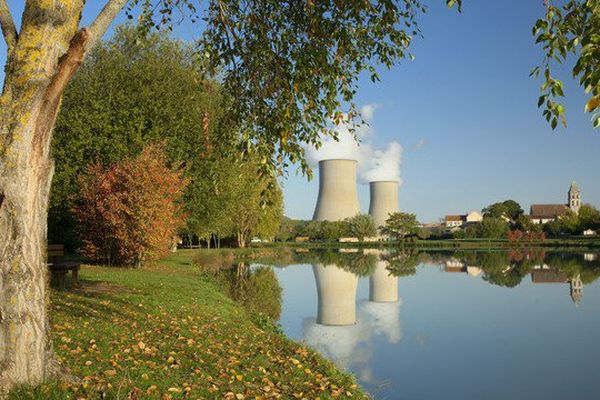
369, 261, 398, 302
313, 264, 359, 325
368, 181, 399, 229
312, 159, 360, 221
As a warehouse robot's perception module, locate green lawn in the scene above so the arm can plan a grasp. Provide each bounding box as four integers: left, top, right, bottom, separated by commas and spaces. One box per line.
10, 250, 366, 399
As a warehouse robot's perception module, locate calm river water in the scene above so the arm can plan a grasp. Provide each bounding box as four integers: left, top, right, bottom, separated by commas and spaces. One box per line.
265, 249, 600, 400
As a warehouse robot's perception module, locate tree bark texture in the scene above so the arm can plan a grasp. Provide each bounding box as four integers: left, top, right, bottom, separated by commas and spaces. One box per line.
0, 1, 86, 393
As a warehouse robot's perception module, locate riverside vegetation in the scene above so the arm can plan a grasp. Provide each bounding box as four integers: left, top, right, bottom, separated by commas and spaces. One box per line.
10, 250, 366, 400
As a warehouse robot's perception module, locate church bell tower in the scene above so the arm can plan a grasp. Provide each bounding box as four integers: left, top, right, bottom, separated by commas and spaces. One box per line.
568, 182, 581, 214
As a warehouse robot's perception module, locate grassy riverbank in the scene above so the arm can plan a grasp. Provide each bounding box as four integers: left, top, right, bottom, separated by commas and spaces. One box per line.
10, 250, 366, 400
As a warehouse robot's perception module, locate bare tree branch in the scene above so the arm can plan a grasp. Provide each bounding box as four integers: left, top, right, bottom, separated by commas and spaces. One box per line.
0, 0, 17, 51
84, 0, 129, 54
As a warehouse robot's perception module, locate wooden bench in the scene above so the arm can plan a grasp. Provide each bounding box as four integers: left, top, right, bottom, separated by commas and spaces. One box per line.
47, 244, 81, 290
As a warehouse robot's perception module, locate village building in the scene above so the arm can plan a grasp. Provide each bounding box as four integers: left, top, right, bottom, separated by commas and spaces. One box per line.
444, 210, 483, 228
445, 215, 464, 228
530, 183, 581, 224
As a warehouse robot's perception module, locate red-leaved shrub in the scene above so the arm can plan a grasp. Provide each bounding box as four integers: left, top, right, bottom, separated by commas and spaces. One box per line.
73, 144, 187, 266
507, 230, 546, 244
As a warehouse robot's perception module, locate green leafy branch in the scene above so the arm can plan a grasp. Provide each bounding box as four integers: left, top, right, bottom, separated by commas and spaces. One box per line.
532, 0, 600, 129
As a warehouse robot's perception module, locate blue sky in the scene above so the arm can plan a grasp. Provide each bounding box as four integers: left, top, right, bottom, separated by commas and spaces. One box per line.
1, 1, 598, 222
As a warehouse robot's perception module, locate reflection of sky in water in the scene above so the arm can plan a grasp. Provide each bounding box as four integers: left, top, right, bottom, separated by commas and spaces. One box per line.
274, 257, 600, 400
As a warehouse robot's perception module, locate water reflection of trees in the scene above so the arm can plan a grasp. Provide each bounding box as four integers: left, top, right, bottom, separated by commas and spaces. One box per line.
248, 247, 600, 294
435, 250, 600, 289
274, 248, 600, 289
219, 263, 283, 319
292, 250, 378, 277
381, 250, 429, 277
466, 250, 543, 288
276, 248, 426, 278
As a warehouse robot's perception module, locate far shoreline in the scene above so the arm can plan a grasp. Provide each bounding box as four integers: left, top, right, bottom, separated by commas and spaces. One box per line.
249, 237, 600, 251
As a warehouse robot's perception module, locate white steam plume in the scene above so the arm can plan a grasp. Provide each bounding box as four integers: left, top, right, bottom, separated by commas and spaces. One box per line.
303, 104, 402, 185
304, 105, 375, 167
360, 142, 403, 184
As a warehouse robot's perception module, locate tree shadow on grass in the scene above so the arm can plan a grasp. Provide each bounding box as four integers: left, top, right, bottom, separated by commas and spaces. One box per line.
72, 279, 135, 296
50, 279, 138, 322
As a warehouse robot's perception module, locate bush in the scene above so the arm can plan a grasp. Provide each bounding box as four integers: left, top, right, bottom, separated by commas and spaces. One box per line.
416, 227, 431, 240
507, 230, 546, 243
73, 144, 187, 266
452, 230, 466, 239
480, 217, 509, 239
345, 214, 377, 240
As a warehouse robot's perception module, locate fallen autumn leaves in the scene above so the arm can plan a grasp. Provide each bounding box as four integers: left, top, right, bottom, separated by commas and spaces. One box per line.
9, 250, 367, 399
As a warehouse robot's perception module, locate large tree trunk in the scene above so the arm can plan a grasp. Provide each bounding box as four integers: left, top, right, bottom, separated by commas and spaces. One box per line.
0, 2, 88, 393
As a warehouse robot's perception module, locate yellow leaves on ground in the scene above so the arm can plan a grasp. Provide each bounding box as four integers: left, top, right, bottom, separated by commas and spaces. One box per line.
37, 264, 366, 399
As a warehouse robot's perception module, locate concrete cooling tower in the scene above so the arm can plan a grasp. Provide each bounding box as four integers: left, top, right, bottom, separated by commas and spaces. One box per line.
369, 260, 398, 303
312, 159, 360, 221
313, 264, 359, 326
368, 181, 399, 229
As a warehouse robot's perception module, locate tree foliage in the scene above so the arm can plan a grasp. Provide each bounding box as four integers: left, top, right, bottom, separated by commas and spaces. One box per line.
275, 217, 303, 242
479, 217, 510, 239
578, 203, 600, 231
73, 144, 187, 266
532, 0, 600, 129
483, 200, 523, 221
290, 220, 350, 242
507, 230, 546, 243
541, 205, 600, 236
51, 26, 228, 248
345, 214, 377, 240
51, 27, 285, 249
126, 0, 462, 178
514, 215, 541, 232
225, 157, 284, 247
381, 212, 419, 239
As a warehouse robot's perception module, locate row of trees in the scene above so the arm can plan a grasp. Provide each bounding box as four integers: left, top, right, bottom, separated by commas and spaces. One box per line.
276, 212, 422, 242
278, 201, 599, 243
452, 217, 511, 240
51, 27, 283, 263
278, 214, 378, 242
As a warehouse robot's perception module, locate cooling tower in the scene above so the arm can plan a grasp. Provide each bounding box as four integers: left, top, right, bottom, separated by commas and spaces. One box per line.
369, 260, 398, 302
368, 181, 399, 229
313, 264, 359, 326
312, 159, 360, 221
